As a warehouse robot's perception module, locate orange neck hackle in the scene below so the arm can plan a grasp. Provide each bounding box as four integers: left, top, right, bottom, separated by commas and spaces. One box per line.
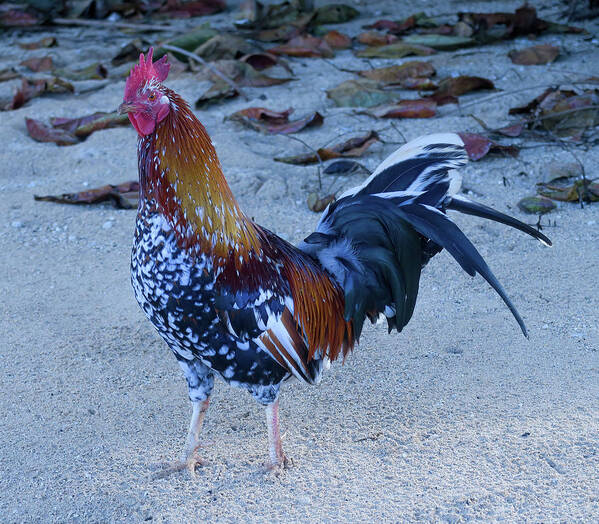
139, 90, 259, 261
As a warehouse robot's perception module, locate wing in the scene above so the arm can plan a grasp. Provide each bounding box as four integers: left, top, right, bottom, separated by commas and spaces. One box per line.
214, 228, 354, 383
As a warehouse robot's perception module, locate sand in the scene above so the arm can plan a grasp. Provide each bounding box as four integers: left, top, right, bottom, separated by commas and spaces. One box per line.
1, 0, 598, 521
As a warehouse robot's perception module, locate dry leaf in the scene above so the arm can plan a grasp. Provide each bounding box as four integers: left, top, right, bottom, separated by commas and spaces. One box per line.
358, 61, 435, 86
432, 76, 495, 99
458, 132, 519, 161
20, 56, 53, 72
269, 35, 334, 58
159, 0, 226, 17
509, 44, 560, 65
228, 106, 323, 134
356, 42, 436, 59
326, 79, 399, 107
26, 112, 130, 145
275, 130, 379, 165
18, 37, 57, 50
26, 118, 80, 146
323, 30, 352, 50
517, 196, 556, 214
356, 31, 398, 47
365, 99, 437, 119
34, 181, 139, 209
4, 77, 74, 111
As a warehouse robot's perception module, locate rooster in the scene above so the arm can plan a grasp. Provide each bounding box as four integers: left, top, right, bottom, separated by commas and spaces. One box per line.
118, 49, 551, 475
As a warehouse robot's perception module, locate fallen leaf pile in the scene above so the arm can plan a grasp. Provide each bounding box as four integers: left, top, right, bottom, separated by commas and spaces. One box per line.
10, 0, 594, 213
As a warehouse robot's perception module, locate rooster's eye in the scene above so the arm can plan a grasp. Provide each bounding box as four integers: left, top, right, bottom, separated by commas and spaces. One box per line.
148, 92, 156, 101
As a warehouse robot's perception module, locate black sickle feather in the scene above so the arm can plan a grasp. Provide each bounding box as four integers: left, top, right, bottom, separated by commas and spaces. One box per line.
396, 201, 529, 337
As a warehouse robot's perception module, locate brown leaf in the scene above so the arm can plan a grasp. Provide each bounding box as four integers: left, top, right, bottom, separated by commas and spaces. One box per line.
55, 112, 130, 139
458, 132, 519, 161
239, 52, 291, 72
431, 76, 495, 100
307, 193, 336, 212
497, 123, 524, 137
159, 0, 226, 17
509, 44, 559, 65
356, 42, 436, 59
34, 181, 139, 209
20, 56, 53, 72
364, 19, 404, 32
18, 37, 57, 50
358, 61, 435, 86
26, 112, 130, 146
228, 106, 323, 134
356, 31, 398, 47
3, 78, 73, 111
323, 30, 352, 50
269, 35, 334, 58
0, 8, 40, 27
25, 118, 80, 146
366, 99, 437, 119
275, 130, 380, 165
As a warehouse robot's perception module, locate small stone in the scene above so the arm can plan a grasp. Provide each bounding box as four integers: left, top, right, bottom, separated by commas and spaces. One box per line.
102, 221, 113, 229
11, 220, 23, 228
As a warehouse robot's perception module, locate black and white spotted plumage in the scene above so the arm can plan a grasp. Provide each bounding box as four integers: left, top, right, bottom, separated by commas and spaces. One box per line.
131, 202, 290, 404
132, 132, 551, 407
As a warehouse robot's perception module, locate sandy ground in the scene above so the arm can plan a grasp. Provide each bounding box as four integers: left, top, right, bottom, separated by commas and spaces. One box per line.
1, 0, 598, 521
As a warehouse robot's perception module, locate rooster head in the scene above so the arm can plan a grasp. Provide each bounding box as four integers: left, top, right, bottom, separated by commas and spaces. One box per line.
119, 48, 171, 136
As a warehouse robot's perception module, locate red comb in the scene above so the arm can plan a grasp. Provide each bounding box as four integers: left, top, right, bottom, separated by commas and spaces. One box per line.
124, 47, 170, 99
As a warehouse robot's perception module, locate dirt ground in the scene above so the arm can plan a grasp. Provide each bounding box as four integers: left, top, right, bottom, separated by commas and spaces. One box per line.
1, 0, 598, 522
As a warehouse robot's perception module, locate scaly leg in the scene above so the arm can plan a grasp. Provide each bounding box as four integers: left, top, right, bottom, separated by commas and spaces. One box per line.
153, 398, 210, 479
265, 399, 289, 472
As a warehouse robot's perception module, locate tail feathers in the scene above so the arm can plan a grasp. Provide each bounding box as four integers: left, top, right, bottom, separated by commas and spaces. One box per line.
338, 133, 467, 201
445, 196, 552, 246
396, 198, 529, 337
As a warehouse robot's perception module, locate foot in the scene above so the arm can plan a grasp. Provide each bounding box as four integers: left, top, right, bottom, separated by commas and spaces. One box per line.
152, 444, 208, 479
265, 453, 291, 475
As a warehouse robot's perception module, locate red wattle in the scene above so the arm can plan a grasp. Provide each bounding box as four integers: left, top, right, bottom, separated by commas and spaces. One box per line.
129, 113, 155, 136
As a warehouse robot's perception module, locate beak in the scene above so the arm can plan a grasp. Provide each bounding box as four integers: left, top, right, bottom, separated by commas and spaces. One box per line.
118, 102, 135, 115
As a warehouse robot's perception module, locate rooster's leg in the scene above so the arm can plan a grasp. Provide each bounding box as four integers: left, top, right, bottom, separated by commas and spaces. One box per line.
265, 399, 289, 472
154, 398, 210, 479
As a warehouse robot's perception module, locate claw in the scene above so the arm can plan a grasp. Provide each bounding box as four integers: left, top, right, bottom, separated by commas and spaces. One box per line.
265, 454, 291, 476
152, 453, 209, 480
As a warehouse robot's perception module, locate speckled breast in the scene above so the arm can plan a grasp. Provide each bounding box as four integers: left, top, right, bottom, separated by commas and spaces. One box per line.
130, 201, 217, 362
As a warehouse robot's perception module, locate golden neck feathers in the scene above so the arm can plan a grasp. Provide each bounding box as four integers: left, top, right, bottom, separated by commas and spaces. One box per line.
137, 90, 259, 260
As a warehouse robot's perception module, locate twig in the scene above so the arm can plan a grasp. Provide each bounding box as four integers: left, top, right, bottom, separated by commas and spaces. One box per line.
161, 44, 249, 101
51, 17, 178, 32
322, 58, 362, 74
